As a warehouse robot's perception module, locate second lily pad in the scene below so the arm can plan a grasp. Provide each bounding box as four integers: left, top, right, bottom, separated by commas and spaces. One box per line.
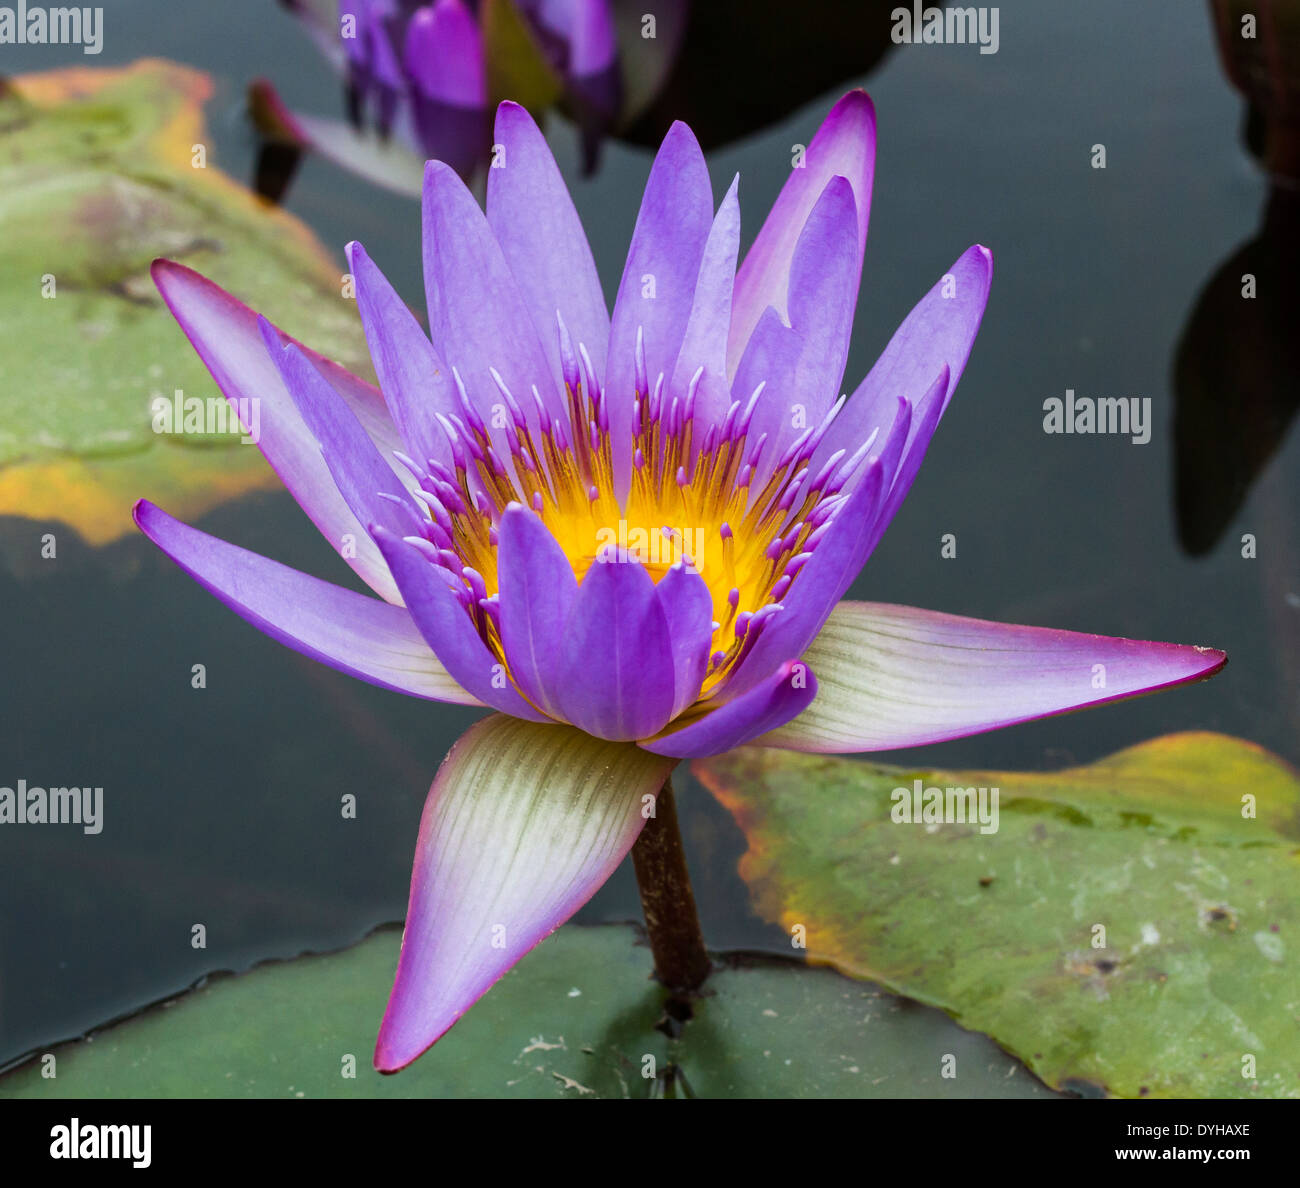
693, 732, 1300, 1098
0, 924, 1051, 1099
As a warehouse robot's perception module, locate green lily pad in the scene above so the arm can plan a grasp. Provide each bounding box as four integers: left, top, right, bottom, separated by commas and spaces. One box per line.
0, 924, 1052, 1099
692, 732, 1300, 1099
0, 60, 372, 545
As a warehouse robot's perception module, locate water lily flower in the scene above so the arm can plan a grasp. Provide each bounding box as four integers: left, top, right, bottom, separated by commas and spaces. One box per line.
267, 0, 682, 189
135, 91, 1225, 1071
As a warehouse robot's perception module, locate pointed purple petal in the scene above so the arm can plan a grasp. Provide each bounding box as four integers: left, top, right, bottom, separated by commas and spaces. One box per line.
373, 527, 549, 721
133, 501, 479, 704
875, 362, 947, 529
258, 322, 423, 543
552, 559, 677, 740
486, 102, 610, 393
715, 457, 886, 705
654, 560, 715, 719
642, 660, 818, 758
421, 160, 566, 437
150, 259, 406, 604
347, 241, 459, 470
759, 601, 1228, 753
815, 244, 992, 482
496, 505, 578, 715
731, 175, 861, 492
375, 714, 676, 1070
668, 174, 740, 429
713, 377, 932, 705
729, 90, 876, 370
606, 121, 713, 501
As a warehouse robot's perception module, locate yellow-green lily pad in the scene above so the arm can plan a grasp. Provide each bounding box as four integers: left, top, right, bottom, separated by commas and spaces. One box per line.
0, 60, 372, 545
693, 732, 1300, 1098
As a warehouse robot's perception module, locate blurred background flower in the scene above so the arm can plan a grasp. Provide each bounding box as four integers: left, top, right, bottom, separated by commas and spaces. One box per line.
250, 0, 917, 198
254, 0, 687, 192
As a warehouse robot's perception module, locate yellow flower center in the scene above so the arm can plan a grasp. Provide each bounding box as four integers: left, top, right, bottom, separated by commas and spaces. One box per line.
408, 361, 855, 698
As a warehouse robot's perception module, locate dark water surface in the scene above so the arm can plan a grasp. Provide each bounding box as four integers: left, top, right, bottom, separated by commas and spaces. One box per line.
1, 0, 1295, 1066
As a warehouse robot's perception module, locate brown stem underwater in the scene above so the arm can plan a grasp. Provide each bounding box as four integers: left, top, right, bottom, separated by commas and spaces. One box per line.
631, 775, 712, 994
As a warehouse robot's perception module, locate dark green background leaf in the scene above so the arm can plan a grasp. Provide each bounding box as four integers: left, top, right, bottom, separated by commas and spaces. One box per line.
0, 925, 1053, 1099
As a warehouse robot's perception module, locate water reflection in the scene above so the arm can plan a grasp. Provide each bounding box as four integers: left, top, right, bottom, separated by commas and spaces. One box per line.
1173, 188, 1300, 555
1169, 1, 1300, 793
254, 0, 688, 195
251, 0, 908, 199
1175, 0, 1300, 555
622, 0, 903, 150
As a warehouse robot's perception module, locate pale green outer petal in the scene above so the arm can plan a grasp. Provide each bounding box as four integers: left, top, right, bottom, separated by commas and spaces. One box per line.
757, 600, 1226, 753
375, 714, 678, 1070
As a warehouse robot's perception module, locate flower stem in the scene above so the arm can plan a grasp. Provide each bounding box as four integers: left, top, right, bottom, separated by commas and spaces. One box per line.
631, 775, 712, 993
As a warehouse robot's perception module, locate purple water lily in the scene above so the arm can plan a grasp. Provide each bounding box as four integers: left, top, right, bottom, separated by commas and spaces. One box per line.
273, 0, 641, 185
135, 91, 1225, 1071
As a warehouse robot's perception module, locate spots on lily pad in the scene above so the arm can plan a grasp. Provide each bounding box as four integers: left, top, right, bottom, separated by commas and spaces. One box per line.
1253, 930, 1284, 963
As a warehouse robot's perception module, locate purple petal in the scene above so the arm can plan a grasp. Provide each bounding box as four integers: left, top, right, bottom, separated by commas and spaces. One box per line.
731, 175, 862, 493
133, 501, 479, 704
729, 90, 876, 370
759, 601, 1228, 753
815, 244, 993, 482
340, 0, 371, 66
422, 161, 566, 438
552, 559, 677, 739
564, 0, 618, 77
486, 102, 610, 393
712, 375, 930, 707
375, 714, 676, 1070
875, 362, 947, 529
151, 259, 405, 604
377, 712, 676, 1076
373, 527, 550, 721
350, 0, 403, 88
642, 660, 818, 758
496, 505, 578, 715
258, 320, 423, 543
606, 121, 713, 501
346, 241, 460, 471
668, 174, 740, 430
403, 0, 487, 108
717, 457, 886, 704
654, 561, 715, 719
